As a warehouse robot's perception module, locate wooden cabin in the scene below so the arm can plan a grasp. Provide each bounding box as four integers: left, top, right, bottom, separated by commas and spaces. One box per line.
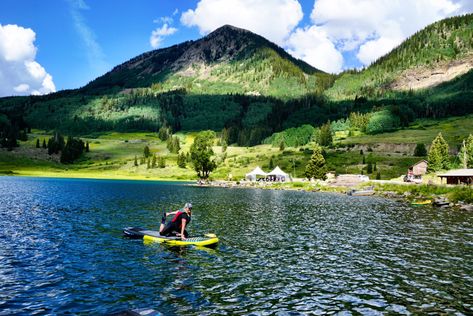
408, 160, 428, 176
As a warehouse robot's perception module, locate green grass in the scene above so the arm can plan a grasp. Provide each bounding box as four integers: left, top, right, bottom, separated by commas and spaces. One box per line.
340, 115, 473, 146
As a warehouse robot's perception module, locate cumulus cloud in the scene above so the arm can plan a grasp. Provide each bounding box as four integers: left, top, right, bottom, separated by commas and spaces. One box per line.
286, 26, 343, 73
0, 24, 56, 97
150, 23, 178, 49
309, 0, 462, 67
180, 0, 303, 45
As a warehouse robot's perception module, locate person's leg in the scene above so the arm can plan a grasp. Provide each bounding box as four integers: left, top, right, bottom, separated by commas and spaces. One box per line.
159, 211, 167, 233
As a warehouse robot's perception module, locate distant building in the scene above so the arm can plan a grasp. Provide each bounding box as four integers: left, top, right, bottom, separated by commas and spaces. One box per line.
409, 160, 428, 176
438, 169, 473, 185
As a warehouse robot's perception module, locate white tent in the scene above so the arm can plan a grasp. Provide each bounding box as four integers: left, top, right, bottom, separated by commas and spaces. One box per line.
267, 166, 290, 182
245, 166, 267, 181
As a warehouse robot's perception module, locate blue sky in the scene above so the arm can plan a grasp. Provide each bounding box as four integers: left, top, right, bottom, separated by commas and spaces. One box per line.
0, 0, 472, 96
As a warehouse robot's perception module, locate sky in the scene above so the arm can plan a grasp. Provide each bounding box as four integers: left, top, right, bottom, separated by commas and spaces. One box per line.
0, 0, 472, 97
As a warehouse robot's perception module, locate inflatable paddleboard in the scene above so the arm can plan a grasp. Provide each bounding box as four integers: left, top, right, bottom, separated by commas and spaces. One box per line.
123, 227, 219, 247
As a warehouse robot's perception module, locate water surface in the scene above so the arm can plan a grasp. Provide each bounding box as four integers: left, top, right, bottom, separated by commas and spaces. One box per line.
0, 177, 471, 315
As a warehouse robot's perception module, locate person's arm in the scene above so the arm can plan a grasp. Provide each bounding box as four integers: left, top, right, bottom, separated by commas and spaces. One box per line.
165, 210, 179, 217
180, 219, 187, 240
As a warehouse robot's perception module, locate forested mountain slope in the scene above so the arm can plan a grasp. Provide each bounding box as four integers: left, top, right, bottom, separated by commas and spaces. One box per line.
326, 14, 473, 100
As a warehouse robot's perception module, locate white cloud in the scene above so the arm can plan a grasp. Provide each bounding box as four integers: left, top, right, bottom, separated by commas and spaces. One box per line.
180, 0, 303, 45
286, 26, 343, 73
68, 0, 108, 73
0, 24, 56, 97
150, 23, 178, 49
309, 0, 462, 66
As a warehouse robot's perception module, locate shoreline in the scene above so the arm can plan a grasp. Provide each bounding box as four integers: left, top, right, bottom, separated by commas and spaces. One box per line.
2, 171, 472, 209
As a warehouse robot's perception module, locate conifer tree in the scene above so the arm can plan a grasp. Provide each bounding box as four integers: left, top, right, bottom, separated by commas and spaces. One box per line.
158, 156, 166, 168
428, 132, 450, 171
151, 154, 157, 168
177, 153, 186, 168
85, 142, 90, 152
458, 134, 473, 168
36, 139, 40, 148
42, 139, 47, 149
144, 145, 151, 158
376, 171, 381, 180
134, 155, 138, 167
414, 143, 427, 156
305, 143, 327, 180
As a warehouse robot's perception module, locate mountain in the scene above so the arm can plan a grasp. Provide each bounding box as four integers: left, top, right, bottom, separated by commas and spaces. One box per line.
85, 25, 329, 98
0, 16, 472, 147
326, 14, 473, 100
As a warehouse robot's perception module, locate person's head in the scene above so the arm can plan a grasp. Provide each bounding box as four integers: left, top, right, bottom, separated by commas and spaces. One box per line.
184, 202, 192, 214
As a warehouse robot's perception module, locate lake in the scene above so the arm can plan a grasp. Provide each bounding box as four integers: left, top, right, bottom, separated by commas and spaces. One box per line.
0, 177, 471, 315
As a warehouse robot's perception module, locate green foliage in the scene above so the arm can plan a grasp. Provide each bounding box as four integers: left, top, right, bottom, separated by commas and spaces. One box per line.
143, 145, 151, 158
42, 139, 47, 149
376, 171, 381, 180
349, 112, 371, 132
318, 122, 332, 147
190, 130, 217, 178
265, 124, 315, 147
60, 136, 85, 164
47, 132, 65, 155
158, 126, 171, 141
36, 139, 40, 148
428, 132, 450, 171
151, 154, 157, 168
177, 152, 187, 168
134, 155, 138, 167
166, 136, 180, 153
458, 134, 473, 168
414, 143, 427, 156
158, 156, 166, 168
305, 143, 327, 180
366, 110, 400, 134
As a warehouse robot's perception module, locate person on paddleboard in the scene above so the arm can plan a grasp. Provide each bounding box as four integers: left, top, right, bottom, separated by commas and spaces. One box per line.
159, 203, 192, 240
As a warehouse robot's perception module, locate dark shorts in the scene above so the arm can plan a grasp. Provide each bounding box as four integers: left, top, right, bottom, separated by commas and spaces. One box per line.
160, 222, 188, 237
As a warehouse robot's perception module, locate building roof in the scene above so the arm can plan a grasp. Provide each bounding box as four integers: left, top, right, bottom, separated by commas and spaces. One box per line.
409, 160, 428, 168
438, 169, 473, 177
245, 166, 267, 177
267, 166, 288, 176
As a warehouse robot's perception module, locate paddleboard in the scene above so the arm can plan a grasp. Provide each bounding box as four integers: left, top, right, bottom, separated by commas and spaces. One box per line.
123, 227, 219, 247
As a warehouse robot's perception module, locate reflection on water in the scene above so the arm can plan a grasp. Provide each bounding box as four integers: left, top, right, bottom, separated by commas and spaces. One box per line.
0, 177, 471, 315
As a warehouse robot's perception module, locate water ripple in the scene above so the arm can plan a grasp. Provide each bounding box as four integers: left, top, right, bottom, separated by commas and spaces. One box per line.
0, 177, 471, 315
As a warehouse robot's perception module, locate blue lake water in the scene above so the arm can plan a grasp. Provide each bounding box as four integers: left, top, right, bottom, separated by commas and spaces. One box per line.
0, 176, 472, 315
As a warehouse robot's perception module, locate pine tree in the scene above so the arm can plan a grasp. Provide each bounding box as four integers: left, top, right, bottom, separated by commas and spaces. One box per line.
151, 154, 157, 168
362, 155, 366, 164
458, 134, 473, 168
269, 157, 274, 169
428, 132, 450, 171
42, 139, 47, 149
85, 142, 90, 152
305, 144, 327, 180
376, 171, 381, 180
177, 153, 186, 168
158, 156, 166, 168
374, 162, 377, 171
134, 155, 138, 167
147, 158, 151, 169
144, 145, 151, 158
414, 143, 427, 157
318, 122, 333, 147
367, 162, 373, 174
36, 139, 40, 148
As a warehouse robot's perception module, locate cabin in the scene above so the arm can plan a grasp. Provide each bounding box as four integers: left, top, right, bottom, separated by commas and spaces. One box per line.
438, 169, 473, 185
408, 160, 428, 176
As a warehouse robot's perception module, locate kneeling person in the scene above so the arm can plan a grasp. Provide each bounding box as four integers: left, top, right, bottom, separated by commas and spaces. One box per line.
159, 203, 192, 240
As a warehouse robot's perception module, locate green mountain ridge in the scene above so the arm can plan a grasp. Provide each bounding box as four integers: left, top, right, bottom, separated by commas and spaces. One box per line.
0, 16, 472, 147
327, 13, 473, 100
85, 24, 327, 98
